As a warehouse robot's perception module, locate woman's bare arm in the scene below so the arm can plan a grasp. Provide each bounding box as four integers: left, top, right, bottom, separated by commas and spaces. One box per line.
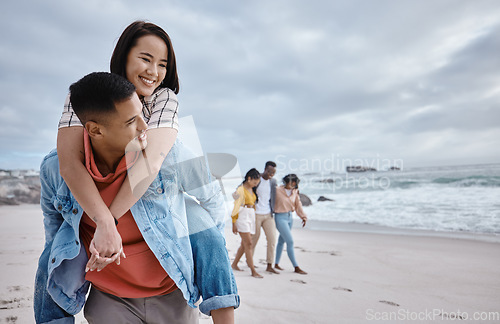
57, 127, 123, 262
108, 127, 177, 218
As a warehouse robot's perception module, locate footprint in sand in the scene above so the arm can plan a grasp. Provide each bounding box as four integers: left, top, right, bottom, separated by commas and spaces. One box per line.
5, 315, 18, 323
317, 250, 340, 256
0, 298, 22, 310
290, 279, 307, 284
296, 247, 341, 256
332, 286, 352, 292
379, 300, 399, 307
438, 312, 465, 320
8, 286, 22, 292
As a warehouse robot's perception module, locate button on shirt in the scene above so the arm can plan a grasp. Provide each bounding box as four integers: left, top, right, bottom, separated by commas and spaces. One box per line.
255, 177, 271, 214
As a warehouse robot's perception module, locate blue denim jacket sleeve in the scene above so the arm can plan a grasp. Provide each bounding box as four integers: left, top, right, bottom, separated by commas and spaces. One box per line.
34, 151, 74, 324
34, 150, 89, 324
170, 142, 239, 315
172, 142, 226, 234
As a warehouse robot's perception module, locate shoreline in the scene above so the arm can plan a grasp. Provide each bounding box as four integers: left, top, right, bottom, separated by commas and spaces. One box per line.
300, 219, 500, 244
3, 204, 499, 243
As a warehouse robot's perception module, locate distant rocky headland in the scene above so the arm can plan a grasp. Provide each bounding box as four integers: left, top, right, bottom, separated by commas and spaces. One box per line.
346, 166, 377, 172
0, 170, 40, 205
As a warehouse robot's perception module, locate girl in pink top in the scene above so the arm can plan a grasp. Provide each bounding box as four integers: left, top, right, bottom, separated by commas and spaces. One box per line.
273, 174, 308, 275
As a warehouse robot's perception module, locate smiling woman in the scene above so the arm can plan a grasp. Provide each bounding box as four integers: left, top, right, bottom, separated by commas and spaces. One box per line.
125, 35, 169, 97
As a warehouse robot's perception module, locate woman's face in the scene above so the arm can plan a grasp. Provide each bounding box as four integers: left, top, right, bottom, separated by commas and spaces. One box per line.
248, 177, 261, 188
285, 181, 297, 190
126, 35, 168, 97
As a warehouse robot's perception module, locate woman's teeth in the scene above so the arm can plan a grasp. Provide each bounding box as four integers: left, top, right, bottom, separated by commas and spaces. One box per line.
141, 77, 154, 85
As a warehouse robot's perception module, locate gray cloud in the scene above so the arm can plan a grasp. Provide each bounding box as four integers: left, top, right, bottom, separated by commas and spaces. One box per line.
0, 0, 499, 172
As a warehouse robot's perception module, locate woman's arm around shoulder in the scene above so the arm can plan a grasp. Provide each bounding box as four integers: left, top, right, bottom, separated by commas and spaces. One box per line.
230, 186, 245, 220
108, 87, 179, 217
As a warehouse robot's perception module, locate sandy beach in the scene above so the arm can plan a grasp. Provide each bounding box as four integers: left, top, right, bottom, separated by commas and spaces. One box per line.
1, 204, 499, 323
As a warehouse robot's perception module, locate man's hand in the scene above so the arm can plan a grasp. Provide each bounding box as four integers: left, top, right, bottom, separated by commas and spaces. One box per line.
85, 218, 125, 272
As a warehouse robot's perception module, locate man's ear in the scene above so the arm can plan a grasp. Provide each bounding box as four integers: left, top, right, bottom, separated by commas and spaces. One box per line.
85, 121, 104, 139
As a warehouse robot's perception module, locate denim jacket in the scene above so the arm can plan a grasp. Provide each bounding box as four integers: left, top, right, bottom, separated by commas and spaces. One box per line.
34, 140, 238, 323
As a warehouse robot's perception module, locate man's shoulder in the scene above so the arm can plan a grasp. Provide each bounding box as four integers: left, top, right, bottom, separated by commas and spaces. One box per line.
163, 139, 199, 165
40, 149, 59, 172
39, 149, 64, 185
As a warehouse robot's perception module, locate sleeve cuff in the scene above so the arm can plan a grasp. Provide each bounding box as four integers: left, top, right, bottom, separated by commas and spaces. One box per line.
199, 294, 240, 316
43, 316, 75, 324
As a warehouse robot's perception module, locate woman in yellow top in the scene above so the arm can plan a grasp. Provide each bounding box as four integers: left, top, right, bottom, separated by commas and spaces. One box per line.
231, 168, 262, 278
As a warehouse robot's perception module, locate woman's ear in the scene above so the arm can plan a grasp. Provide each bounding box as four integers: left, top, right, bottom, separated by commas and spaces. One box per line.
85, 121, 104, 139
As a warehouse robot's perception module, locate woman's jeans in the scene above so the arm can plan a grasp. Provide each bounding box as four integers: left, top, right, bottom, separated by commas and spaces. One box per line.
274, 212, 298, 267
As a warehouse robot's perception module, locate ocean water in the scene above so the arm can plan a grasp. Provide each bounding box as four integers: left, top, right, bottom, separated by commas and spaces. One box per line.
297, 163, 500, 235
221, 163, 500, 235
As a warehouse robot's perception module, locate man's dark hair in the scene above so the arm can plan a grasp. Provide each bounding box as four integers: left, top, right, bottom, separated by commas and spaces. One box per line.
265, 161, 276, 169
69, 72, 136, 125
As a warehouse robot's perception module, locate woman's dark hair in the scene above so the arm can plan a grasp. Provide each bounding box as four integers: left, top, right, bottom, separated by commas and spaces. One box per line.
110, 20, 179, 94
243, 168, 260, 202
282, 174, 300, 189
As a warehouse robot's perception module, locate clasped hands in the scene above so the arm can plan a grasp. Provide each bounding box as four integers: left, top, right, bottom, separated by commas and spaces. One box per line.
85, 218, 126, 272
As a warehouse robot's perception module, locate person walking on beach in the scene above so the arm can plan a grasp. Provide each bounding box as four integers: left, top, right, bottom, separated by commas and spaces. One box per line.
274, 174, 308, 275
53, 21, 238, 323
34, 72, 238, 324
231, 168, 263, 278
232, 161, 279, 274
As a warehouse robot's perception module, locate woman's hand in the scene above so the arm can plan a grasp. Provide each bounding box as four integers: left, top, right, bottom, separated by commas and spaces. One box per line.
301, 216, 308, 227
232, 222, 238, 235
85, 218, 126, 272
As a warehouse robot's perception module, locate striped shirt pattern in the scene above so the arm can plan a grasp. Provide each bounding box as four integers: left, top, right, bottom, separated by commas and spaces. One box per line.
58, 87, 179, 131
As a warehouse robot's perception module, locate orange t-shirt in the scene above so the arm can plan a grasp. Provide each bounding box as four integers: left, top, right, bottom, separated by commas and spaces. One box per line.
79, 131, 177, 298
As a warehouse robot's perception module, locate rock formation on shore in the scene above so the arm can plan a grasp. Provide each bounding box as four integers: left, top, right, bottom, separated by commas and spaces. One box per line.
299, 193, 312, 206
346, 166, 376, 172
0, 170, 40, 205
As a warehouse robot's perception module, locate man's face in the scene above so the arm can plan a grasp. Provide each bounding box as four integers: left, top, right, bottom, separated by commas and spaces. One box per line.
100, 93, 148, 155
263, 166, 276, 179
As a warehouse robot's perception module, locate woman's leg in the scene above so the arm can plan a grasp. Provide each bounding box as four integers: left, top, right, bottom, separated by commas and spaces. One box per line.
239, 232, 262, 278
274, 213, 286, 268
231, 244, 245, 271
285, 214, 307, 274
274, 212, 299, 268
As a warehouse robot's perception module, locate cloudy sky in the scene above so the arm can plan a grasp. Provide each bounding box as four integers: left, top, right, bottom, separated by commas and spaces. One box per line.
1, 0, 499, 174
